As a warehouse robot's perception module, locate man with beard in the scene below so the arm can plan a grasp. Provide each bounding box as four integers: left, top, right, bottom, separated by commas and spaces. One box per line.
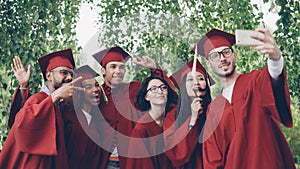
92, 46, 171, 169
7, 46, 172, 169
0, 49, 82, 169
193, 28, 295, 169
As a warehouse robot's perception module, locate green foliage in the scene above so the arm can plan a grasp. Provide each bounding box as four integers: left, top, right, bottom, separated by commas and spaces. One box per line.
94, 0, 300, 164
0, 0, 299, 164
273, 0, 300, 163
0, 0, 82, 148
0, 68, 11, 145
94, 0, 261, 82
93, 0, 263, 93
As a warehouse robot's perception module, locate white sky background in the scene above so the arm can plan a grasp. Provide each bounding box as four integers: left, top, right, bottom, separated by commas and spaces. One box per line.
75, 1, 280, 67
75, 3, 98, 48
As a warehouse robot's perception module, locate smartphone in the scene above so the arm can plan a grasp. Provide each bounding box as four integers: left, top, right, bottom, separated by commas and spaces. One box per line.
235, 30, 264, 46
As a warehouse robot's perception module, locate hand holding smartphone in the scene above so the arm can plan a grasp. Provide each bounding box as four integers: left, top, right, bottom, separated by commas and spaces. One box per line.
235, 30, 264, 46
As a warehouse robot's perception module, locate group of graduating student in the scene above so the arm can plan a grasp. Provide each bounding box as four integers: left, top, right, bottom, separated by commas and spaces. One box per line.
0, 27, 296, 169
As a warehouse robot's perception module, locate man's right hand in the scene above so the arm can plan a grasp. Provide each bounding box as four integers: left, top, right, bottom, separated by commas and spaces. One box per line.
132, 55, 157, 69
51, 76, 84, 103
11, 56, 31, 88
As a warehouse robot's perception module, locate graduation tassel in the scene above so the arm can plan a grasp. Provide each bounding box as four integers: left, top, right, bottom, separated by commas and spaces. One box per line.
192, 45, 197, 78
98, 71, 108, 104
100, 84, 108, 104
192, 45, 200, 97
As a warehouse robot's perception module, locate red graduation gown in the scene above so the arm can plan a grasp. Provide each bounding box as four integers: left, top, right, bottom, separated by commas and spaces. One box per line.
99, 74, 177, 169
98, 81, 143, 169
8, 86, 30, 128
202, 67, 295, 169
125, 113, 173, 169
0, 92, 68, 169
5, 68, 172, 169
164, 108, 204, 169
62, 106, 103, 169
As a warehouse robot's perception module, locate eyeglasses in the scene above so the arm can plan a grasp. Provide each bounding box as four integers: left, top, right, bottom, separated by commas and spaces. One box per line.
207, 48, 233, 61
51, 69, 74, 77
147, 84, 168, 93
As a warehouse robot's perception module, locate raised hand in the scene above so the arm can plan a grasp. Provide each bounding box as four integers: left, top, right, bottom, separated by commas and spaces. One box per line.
132, 55, 157, 69
11, 56, 31, 88
250, 28, 281, 61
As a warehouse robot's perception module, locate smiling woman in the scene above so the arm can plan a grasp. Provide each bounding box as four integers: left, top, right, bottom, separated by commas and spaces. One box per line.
135, 76, 175, 113
64, 65, 103, 169
125, 75, 176, 169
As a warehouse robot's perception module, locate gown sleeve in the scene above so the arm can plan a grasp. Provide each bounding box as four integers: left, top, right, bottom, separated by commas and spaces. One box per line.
163, 108, 201, 167
8, 85, 31, 128
14, 92, 58, 155
125, 124, 156, 169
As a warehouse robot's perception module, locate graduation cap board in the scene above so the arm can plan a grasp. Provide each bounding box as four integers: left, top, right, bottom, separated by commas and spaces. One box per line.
191, 28, 235, 57
170, 57, 215, 89
92, 46, 131, 67
75, 65, 99, 81
75, 65, 108, 103
38, 48, 75, 81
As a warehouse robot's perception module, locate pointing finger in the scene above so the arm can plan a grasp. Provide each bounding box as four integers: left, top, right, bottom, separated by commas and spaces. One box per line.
144, 56, 151, 60
132, 55, 143, 61
73, 86, 85, 91
131, 60, 140, 65
71, 76, 83, 84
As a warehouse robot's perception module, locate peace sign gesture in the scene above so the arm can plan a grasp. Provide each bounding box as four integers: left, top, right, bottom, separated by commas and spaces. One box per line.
132, 55, 157, 69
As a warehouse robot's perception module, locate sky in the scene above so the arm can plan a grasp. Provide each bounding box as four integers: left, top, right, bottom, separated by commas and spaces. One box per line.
75, 3, 98, 48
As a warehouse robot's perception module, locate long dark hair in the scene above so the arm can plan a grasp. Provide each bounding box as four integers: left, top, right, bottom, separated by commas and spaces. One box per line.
175, 75, 212, 129
136, 75, 176, 112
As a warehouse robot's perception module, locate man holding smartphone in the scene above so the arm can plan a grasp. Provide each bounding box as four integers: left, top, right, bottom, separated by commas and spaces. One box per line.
193, 28, 295, 169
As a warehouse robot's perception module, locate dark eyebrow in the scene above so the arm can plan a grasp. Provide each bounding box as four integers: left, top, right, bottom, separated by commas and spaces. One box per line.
109, 63, 125, 67
196, 74, 205, 77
